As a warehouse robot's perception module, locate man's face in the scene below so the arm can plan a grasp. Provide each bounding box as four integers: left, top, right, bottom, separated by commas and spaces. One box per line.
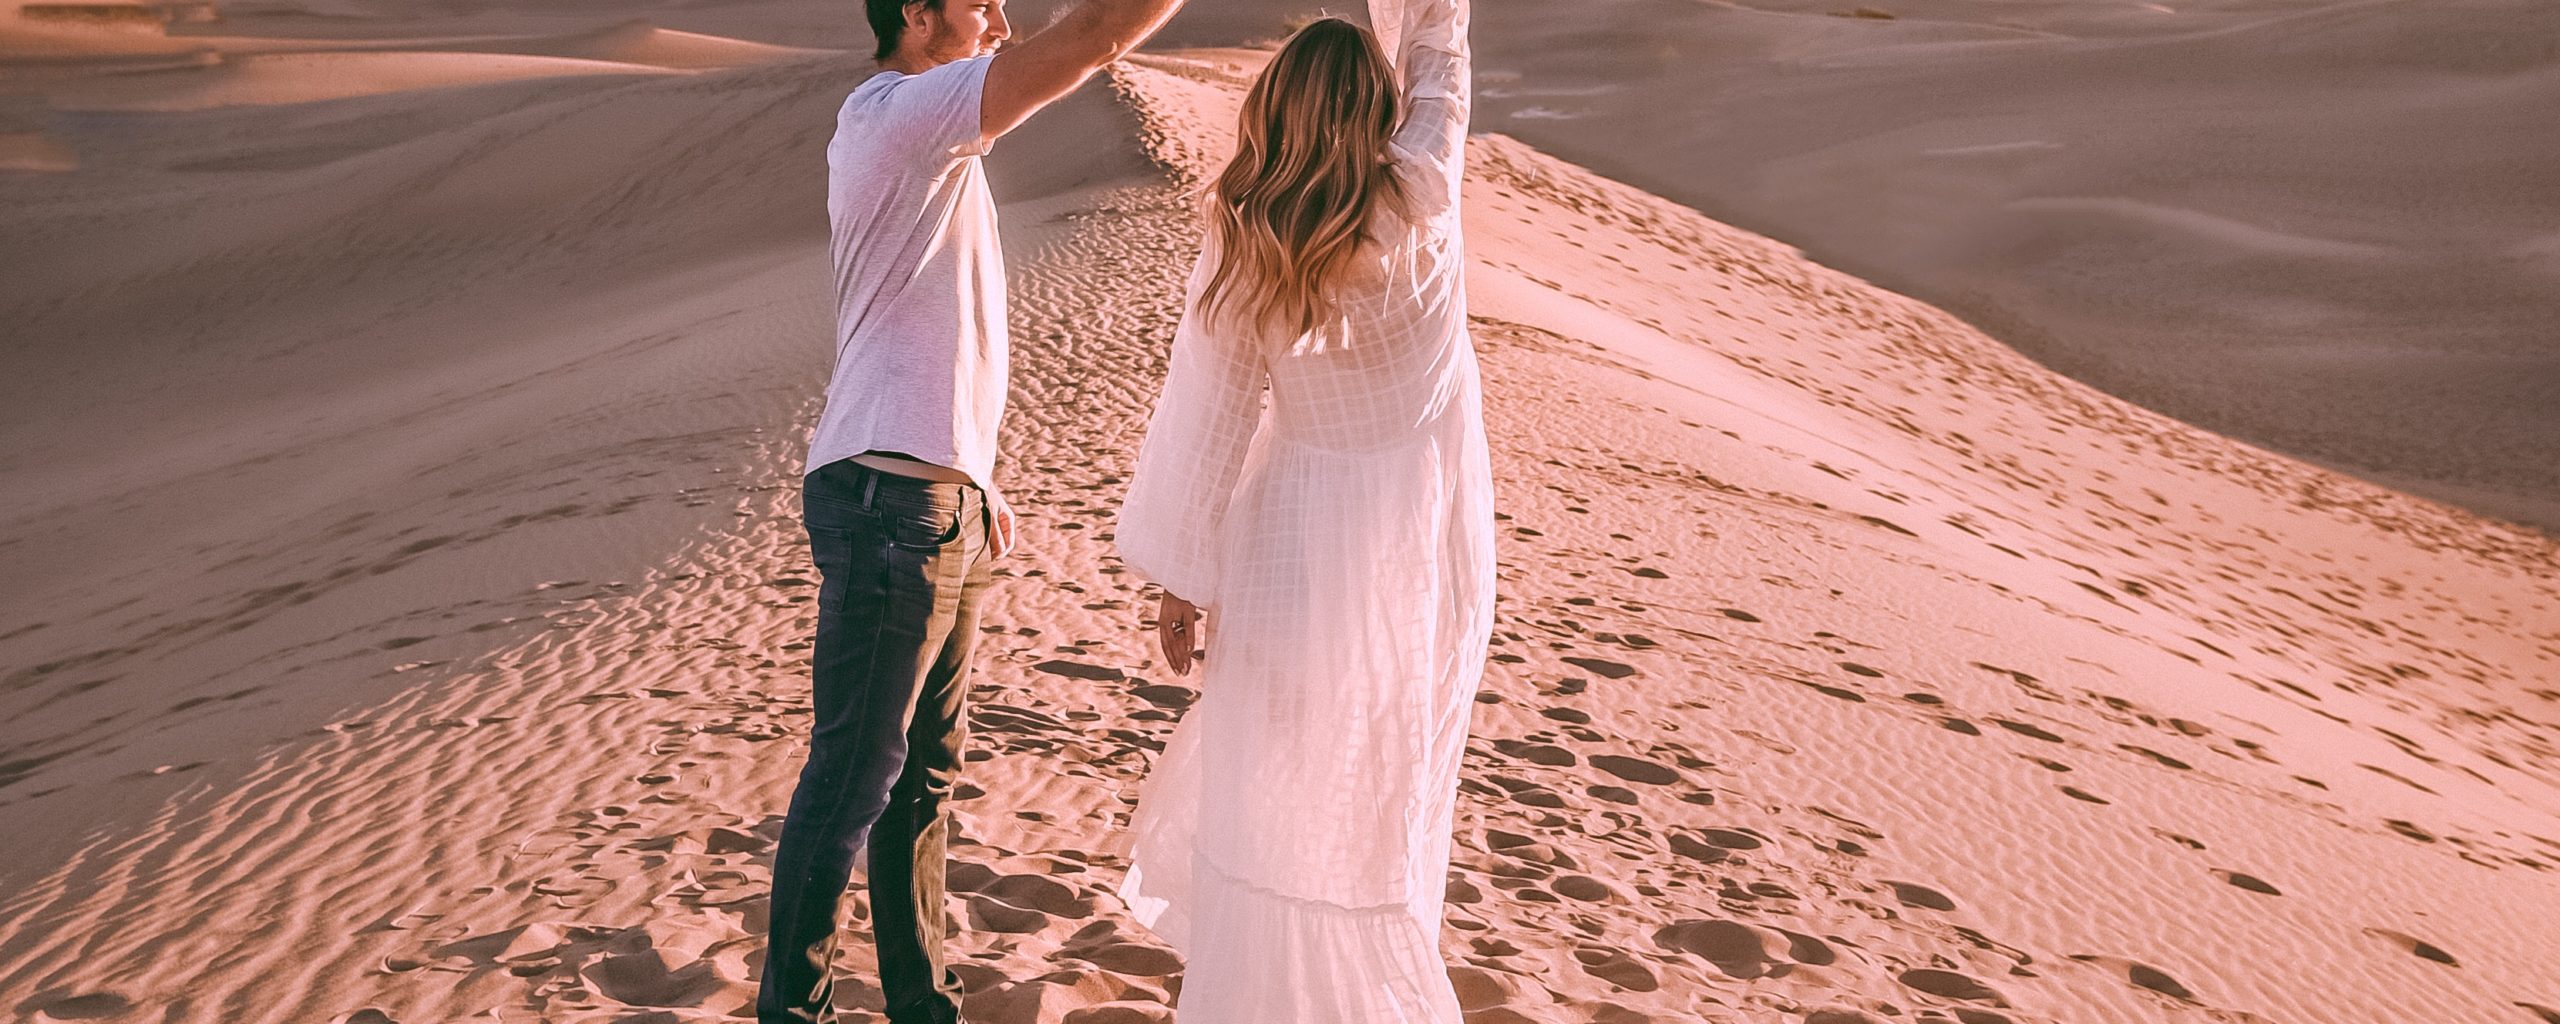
914, 0, 1011, 64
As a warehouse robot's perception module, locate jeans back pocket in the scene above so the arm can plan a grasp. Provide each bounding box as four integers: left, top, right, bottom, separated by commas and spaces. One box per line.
877, 491, 965, 552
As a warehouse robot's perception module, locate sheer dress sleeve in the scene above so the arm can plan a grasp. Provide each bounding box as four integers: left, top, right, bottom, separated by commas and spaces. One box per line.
1378, 0, 1471, 224
1114, 250, 1272, 607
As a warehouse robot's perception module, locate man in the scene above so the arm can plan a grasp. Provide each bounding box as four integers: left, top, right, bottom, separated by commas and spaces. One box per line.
758, 0, 1189, 1020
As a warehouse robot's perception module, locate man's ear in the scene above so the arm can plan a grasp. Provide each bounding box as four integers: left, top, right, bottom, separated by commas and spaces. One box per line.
903, 0, 937, 32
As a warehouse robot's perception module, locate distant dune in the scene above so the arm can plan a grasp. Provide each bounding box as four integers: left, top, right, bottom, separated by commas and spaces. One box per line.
513, 20, 831, 71
2, 16, 824, 111
38, 49, 679, 110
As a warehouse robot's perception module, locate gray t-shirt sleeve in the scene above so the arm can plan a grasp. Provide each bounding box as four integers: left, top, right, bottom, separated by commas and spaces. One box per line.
882, 54, 996, 168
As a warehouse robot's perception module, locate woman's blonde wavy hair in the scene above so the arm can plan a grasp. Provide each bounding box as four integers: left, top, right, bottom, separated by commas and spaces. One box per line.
1198, 17, 1406, 350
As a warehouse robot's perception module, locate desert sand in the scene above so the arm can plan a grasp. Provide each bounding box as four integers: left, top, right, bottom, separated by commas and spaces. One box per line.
4, 4, 2559, 1024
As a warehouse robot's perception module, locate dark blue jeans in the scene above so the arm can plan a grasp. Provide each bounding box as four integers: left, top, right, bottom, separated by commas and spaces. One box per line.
759, 457, 991, 1024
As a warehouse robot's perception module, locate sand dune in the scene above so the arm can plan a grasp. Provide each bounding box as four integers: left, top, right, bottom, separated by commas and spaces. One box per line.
36, 49, 677, 110
2, 13, 824, 114
500, 20, 832, 71
3, 18, 2559, 1024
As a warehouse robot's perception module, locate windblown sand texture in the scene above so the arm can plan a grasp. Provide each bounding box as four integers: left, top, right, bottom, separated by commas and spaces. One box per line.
4, 10, 2559, 1024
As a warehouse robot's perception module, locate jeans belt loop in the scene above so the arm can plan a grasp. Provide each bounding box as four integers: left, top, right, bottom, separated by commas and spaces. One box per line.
859, 466, 879, 511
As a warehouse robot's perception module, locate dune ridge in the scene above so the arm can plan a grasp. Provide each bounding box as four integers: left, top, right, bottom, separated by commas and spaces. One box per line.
0, 14, 825, 113
2, 36, 2557, 1024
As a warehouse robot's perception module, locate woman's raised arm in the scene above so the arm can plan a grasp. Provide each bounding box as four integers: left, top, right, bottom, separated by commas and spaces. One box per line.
1376, 0, 1470, 220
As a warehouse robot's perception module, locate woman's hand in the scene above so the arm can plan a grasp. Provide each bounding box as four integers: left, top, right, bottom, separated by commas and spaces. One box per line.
1155, 591, 1206, 676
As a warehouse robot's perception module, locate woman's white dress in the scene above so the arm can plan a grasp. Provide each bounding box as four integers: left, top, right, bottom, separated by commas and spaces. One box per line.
1110, 0, 1488, 1019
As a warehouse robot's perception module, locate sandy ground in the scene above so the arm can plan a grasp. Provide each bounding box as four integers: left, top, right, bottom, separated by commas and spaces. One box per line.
5, 7, 2560, 1024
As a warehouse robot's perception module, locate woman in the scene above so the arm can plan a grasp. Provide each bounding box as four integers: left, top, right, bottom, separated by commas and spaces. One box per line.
1110, 0, 1488, 1018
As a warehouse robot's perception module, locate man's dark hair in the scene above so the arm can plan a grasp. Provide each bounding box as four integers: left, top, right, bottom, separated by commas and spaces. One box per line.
868, 0, 943, 61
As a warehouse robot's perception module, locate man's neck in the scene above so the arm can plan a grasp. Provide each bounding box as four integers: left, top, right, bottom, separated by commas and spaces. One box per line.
877, 52, 941, 76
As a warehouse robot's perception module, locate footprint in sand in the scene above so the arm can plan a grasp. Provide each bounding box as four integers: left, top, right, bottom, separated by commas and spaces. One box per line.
1896, 967, 2009, 1006
1447, 964, 1542, 1013
1128, 683, 1197, 708
966, 892, 1052, 933
1696, 826, 1766, 850
1468, 936, 1524, 957
1486, 775, 1568, 808
1803, 1009, 1890, 1024
2064, 953, 2195, 1000
1586, 784, 1640, 805
1573, 946, 1660, 991
432, 924, 574, 965
583, 959, 738, 1011
2209, 869, 2280, 895
1666, 830, 1737, 863
1446, 877, 1485, 904
1731, 879, 1798, 901
1801, 679, 1867, 703
1990, 718, 2066, 743
2382, 818, 2437, 843
1494, 738, 1578, 766
1885, 880, 1956, 911
1562, 656, 1637, 679
1486, 829, 1579, 868
1652, 918, 1831, 979
2118, 743, 2193, 770
2361, 926, 2458, 965
1589, 754, 1682, 785
1550, 875, 1620, 902
1032, 659, 1126, 682
18, 991, 137, 1021
1063, 942, 1183, 976
975, 703, 1073, 737
1055, 920, 1183, 977
979, 872, 1095, 918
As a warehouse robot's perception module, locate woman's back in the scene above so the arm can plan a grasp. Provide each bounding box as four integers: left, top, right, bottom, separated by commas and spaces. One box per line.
1111, 0, 1487, 1020
1195, 195, 1470, 455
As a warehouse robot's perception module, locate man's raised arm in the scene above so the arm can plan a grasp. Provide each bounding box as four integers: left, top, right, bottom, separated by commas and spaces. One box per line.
979, 0, 1186, 142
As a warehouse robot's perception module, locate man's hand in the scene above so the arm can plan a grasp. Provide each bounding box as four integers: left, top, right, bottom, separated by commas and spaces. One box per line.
1155, 591, 1204, 676
991, 496, 1017, 557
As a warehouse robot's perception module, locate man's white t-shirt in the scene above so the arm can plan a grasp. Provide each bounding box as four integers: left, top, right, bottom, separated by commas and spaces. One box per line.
809, 55, 1011, 522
